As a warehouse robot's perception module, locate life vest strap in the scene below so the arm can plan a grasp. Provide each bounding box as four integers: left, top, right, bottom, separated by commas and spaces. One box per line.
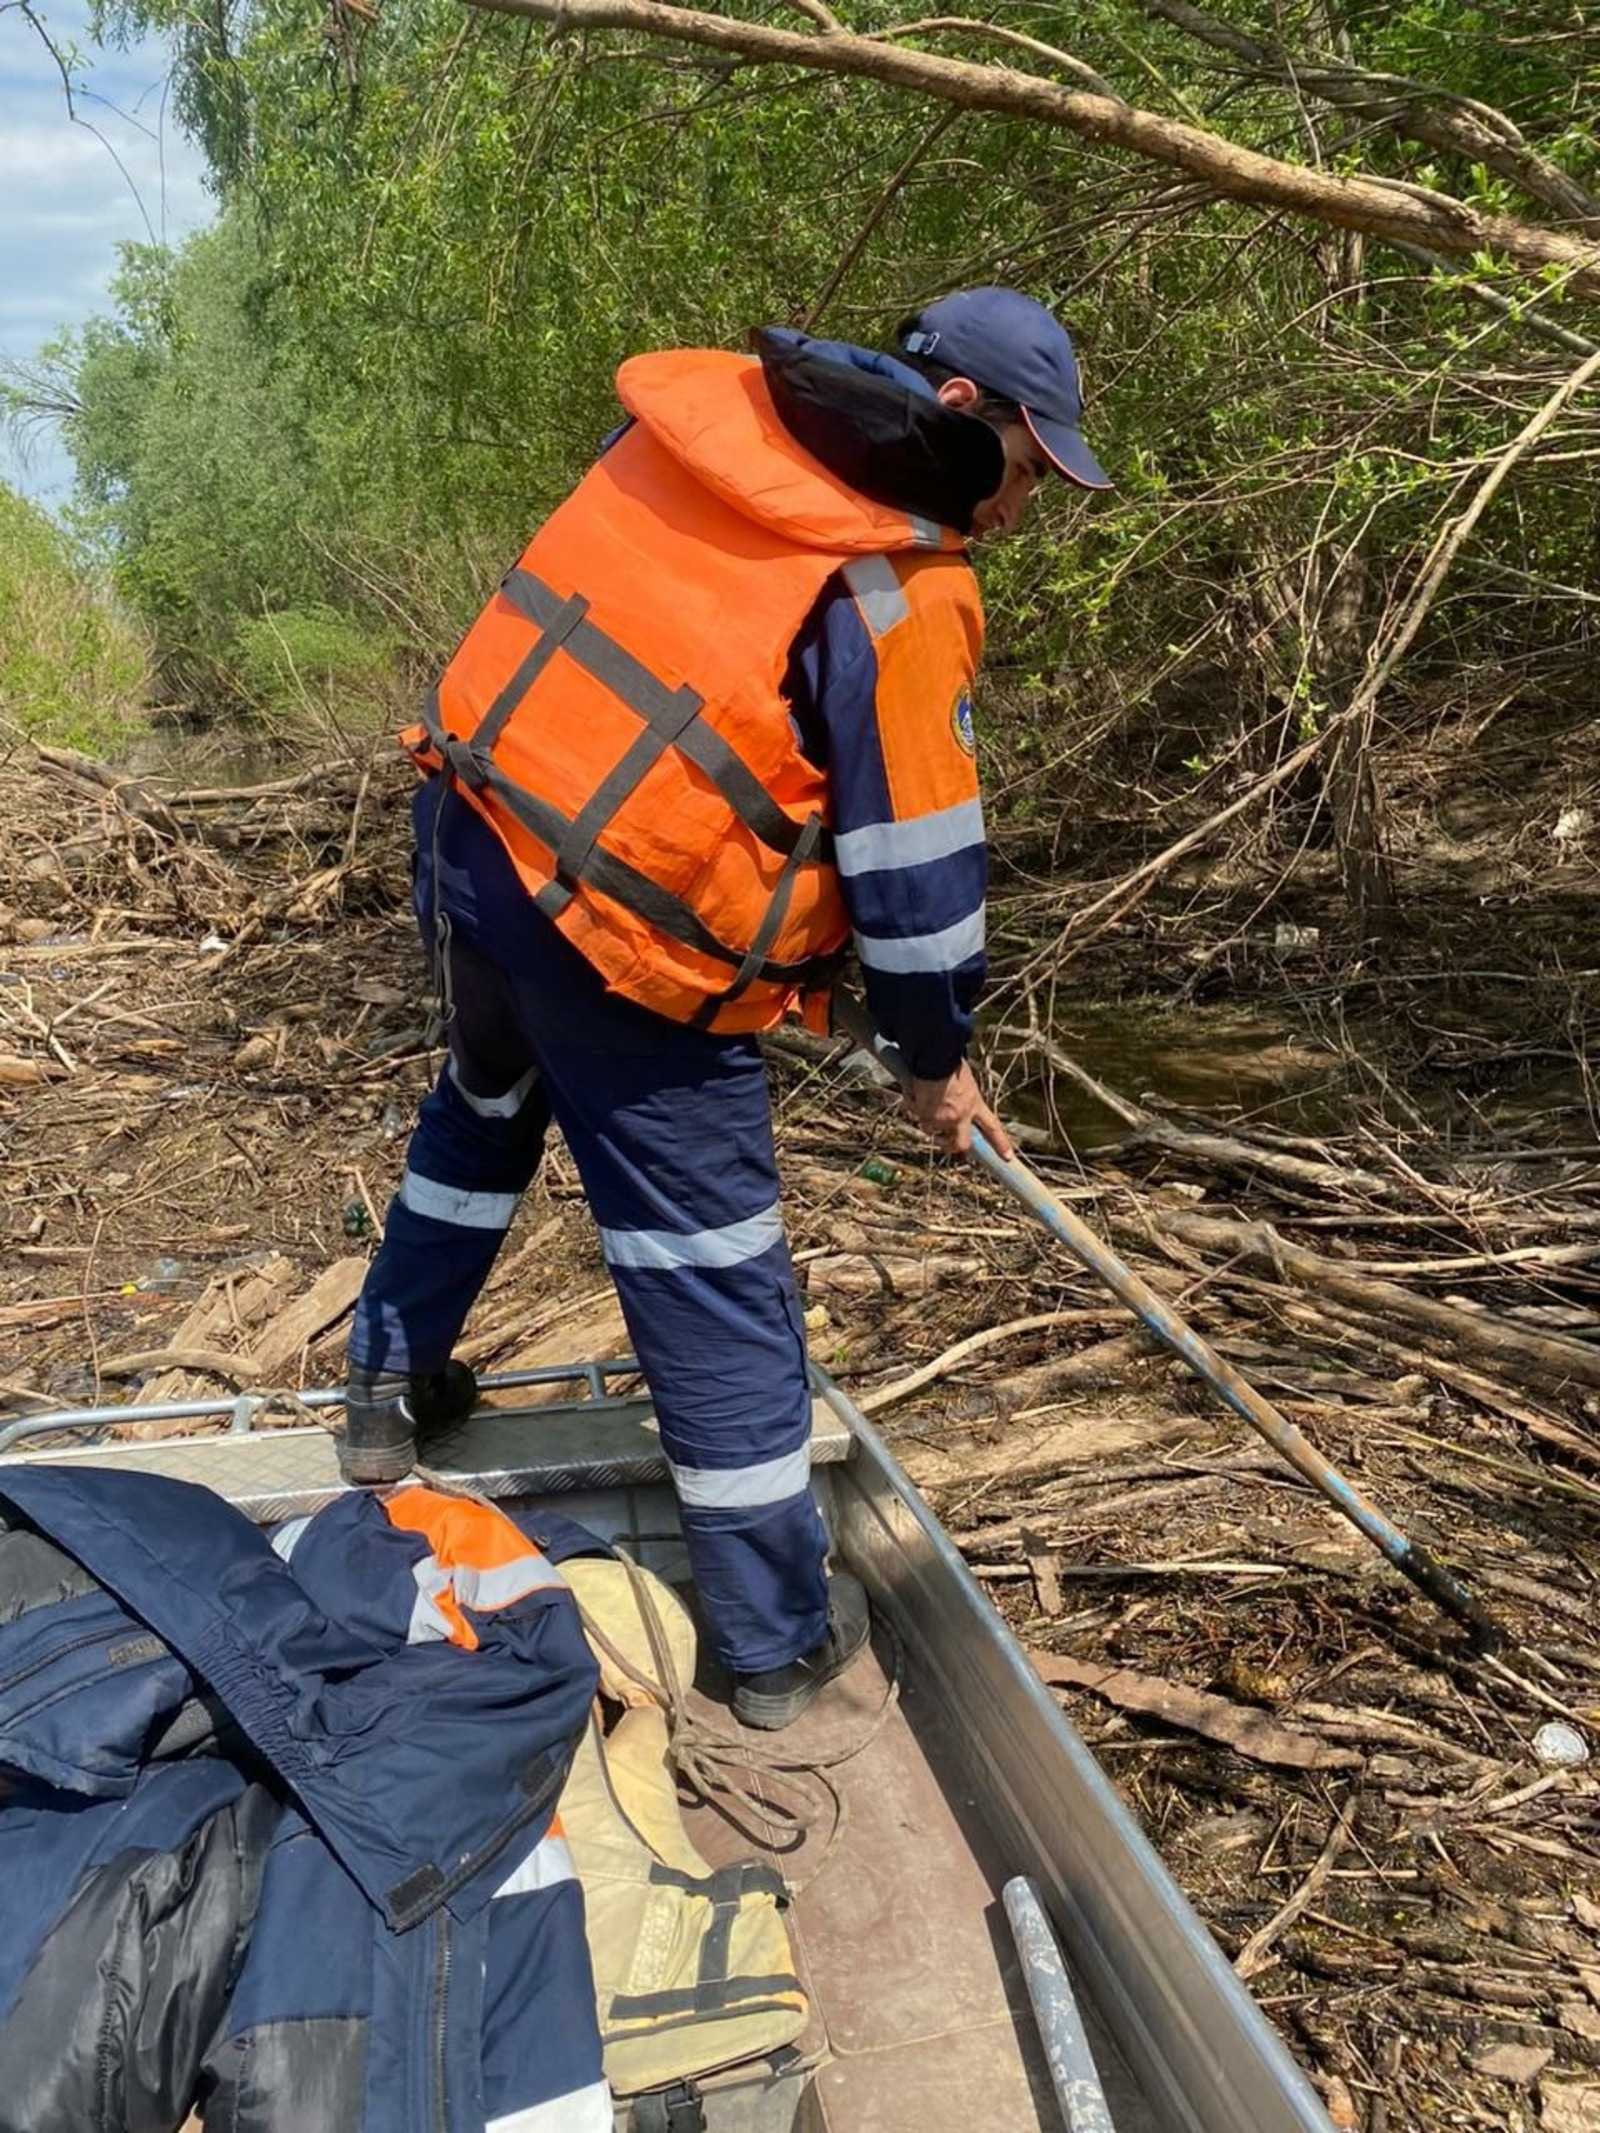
500, 568, 830, 865
600, 1858, 800, 2022
608, 1975, 805, 2022
644, 1860, 788, 1904
553, 676, 705, 896
475, 588, 592, 757
418, 690, 822, 990
688, 812, 825, 1029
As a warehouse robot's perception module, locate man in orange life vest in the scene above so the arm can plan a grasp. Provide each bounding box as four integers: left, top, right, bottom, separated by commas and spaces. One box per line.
343, 288, 1110, 1728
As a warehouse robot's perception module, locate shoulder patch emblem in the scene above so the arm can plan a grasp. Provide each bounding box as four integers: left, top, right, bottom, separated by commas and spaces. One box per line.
951, 692, 976, 757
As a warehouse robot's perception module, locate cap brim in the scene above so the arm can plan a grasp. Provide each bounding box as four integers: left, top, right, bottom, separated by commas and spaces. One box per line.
1023, 407, 1114, 492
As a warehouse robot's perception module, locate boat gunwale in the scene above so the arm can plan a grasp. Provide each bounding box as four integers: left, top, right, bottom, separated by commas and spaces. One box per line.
812, 1366, 1330, 2133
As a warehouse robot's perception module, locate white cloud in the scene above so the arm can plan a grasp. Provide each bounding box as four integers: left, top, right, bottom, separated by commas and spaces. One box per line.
0, 107, 212, 248
0, 0, 215, 503
0, 290, 92, 324
0, 124, 108, 177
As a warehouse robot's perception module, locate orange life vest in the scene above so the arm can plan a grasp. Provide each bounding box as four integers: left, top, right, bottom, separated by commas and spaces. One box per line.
404, 348, 982, 1034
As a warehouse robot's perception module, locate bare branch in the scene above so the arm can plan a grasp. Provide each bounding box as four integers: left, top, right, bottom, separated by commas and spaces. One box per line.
16, 0, 158, 246
458, 0, 1600, 299
1143, 0, 1600, 235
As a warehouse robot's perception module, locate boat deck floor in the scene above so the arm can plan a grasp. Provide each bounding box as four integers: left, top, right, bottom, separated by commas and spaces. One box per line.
680, 1627, 1149, 2133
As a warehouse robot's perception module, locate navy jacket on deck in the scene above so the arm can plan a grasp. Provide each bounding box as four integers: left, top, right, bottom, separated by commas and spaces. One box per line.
0, 1465, 611, 2133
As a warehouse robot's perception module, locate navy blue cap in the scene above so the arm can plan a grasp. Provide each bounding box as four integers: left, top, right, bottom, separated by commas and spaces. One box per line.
898, 286, 1112, 492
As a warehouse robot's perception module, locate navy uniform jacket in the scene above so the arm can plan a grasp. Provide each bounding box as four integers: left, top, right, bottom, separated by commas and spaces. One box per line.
0, 1465, 611, 2132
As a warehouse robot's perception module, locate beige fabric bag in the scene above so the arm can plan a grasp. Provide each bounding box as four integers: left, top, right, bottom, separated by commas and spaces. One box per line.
558, 1558, 808, 2098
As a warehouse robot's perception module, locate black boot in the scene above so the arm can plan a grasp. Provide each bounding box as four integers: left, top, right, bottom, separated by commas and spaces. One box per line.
731, 1572, 871, 1731
337, 1360, 479, 1484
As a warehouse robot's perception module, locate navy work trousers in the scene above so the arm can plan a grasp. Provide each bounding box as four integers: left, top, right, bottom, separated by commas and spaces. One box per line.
349, 874, 828, 1677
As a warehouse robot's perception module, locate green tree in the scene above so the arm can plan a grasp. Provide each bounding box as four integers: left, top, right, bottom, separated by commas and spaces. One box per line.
0, 481, 150, 751
17, 0, 1597, 944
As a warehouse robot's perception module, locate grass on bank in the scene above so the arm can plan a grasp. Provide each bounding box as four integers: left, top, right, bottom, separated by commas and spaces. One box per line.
231, 603, 402, 749
0, 483, 150, 755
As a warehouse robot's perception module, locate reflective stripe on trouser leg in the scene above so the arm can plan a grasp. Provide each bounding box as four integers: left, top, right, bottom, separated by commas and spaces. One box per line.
517, 1018, 828, 1676
349, 951, 549, 1375
605, 1247, 826, 1678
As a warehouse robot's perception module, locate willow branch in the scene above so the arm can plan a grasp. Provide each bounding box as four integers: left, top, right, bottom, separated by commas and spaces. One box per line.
16, 0, 158, 245
799, 105, 958, 330
1388, 243, 1599, 358
1143, 0, 1600, 235
464, 0, 1600, 298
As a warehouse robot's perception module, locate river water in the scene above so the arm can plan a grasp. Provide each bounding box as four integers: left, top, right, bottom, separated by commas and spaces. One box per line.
115, 724, 300, 787
1006, 999, 1342, 1147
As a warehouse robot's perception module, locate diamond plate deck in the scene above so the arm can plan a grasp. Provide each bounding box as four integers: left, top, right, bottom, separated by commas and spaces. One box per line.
0, 1395, 851, 1526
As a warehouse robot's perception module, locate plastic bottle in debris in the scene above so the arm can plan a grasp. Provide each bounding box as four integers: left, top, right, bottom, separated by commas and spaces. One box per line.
136, 1257, 187, 1292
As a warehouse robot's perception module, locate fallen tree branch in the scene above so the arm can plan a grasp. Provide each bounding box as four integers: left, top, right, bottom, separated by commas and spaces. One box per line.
98, 1345, 263, 1384
1270, 1296, 1600, 1494
458, 0, 1600, 296
162, 766, 344, 806
854, 1308, 1109, 1414
1125, 1118, 1433, 1204
1032, 1652, 1364, 1770
32, 744, 186, 839
1165, 1210, 1600, 1395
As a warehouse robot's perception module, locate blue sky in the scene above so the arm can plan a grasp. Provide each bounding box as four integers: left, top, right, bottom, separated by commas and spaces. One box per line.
1, 0, 213, 505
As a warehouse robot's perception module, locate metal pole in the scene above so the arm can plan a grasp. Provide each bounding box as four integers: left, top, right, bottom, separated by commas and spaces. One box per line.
0, 1359, 642, 1455
836, 999, 1501, 1648
1003, 1876, 1115, 2133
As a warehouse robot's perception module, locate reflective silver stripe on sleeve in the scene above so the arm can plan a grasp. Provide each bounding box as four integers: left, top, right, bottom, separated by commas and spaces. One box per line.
493, 1832, 577, 1900
909, 513, 943, 548
841, 554, 909, 638
669, 1443, 813, 1510
270, 1516, 310, 1563
485, 2080, 614, 2133
599, 1202, 783, 1272
399, 1171, 519, 1230
407, 1551, 566, 1643
833, 796, 986, 878
407, 1556, 459, 1644
854, 906, 986, 975
448, 1055, 539, 1120
455, 1555, 568, 1611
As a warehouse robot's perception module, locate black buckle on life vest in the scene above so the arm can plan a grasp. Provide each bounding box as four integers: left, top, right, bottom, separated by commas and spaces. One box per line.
630, 2081, 707, 2133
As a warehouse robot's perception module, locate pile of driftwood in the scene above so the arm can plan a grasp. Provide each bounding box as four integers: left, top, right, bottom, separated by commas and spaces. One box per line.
766, 1025, 1600, 2131
2, 736, 1598, 2128
0, 738, 427, 1406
